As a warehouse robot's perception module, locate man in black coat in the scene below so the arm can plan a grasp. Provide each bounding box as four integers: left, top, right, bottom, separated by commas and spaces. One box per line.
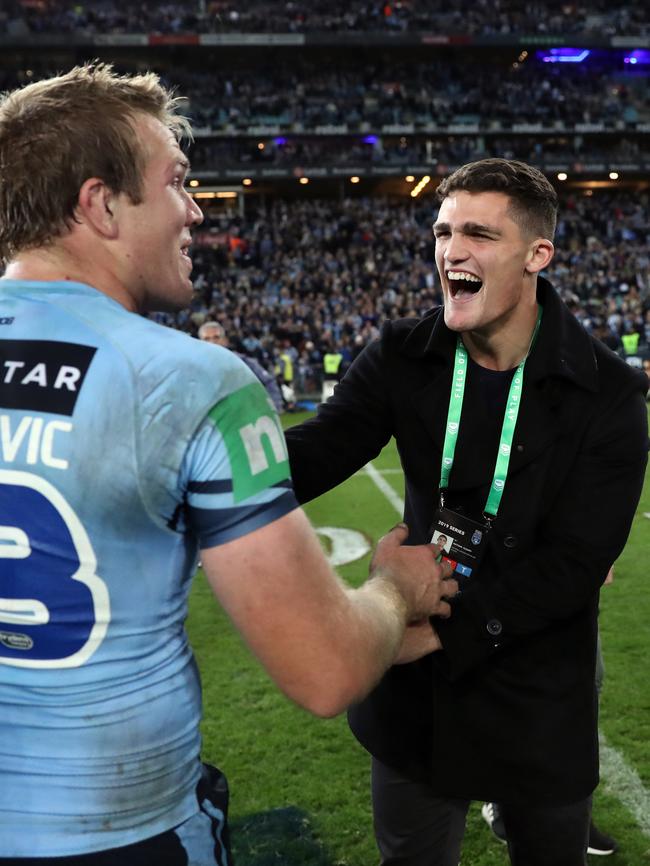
285, 159, 648, 866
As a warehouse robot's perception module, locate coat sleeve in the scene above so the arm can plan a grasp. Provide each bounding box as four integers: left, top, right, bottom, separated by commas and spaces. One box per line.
286, 336, 396, 504
434, 373, 649, 680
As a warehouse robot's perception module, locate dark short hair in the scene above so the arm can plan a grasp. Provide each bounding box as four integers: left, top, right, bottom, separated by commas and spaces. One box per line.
436, 158, 558, 240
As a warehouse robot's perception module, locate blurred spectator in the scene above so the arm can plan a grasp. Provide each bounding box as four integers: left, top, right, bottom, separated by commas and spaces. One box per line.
321, 342, 344, 402
198, 320, 284, 411
275, 340, 298, 410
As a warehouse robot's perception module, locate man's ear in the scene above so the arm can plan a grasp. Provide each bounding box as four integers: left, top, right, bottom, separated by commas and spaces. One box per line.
525, 238, 554, 275
75, 178, 120, 239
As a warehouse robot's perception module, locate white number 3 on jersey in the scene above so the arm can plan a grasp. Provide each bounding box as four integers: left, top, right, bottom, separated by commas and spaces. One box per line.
0, 470, 110, 668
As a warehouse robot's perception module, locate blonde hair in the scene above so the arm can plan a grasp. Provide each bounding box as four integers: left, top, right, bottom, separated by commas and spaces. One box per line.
0, 62, 192, 264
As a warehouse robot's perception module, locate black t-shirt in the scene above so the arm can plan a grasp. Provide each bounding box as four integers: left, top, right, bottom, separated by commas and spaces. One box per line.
448, 355, 516, 517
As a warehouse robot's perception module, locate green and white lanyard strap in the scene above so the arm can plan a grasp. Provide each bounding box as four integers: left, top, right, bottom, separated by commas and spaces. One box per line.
439, 305, 543, 524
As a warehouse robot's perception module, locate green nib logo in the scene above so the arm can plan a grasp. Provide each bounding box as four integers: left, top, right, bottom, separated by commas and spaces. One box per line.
209, 382, 290, 503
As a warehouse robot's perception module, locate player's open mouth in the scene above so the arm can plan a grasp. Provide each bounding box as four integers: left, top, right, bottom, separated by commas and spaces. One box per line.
447, 270, 482, 299
180, 243, 192, 263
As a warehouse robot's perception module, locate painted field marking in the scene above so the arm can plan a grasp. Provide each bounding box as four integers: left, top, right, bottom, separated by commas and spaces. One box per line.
600, 733, 650, 837
316, 526, 370, 567
362, 462, 405, 516
363, 459, 650, 838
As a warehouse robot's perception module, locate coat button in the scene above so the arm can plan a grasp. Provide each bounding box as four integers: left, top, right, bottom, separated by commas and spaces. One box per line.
503, 534, 518, 548
487, 619, 502, 637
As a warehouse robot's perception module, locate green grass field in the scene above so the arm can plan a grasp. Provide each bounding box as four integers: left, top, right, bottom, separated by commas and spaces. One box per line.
188, 410, 650, 865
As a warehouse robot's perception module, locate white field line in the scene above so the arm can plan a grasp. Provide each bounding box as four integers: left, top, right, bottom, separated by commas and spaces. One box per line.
600, 733, 650, 837
362, 462, 404, 516
362, 459, 650, 838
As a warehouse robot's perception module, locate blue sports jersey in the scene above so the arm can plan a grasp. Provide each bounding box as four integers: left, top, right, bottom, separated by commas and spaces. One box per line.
0, 280, 298, 856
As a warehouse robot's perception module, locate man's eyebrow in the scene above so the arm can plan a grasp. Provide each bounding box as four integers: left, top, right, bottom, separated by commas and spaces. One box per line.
433, 220, 501, 236
173, 156, 191, 173
463, 221, 501, 235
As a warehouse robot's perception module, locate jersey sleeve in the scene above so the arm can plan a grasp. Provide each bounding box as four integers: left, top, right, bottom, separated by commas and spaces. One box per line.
180, 379, 298, 548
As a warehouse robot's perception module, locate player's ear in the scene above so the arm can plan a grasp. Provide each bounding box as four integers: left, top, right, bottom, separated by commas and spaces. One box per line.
74, 178, 120, 239
524, 237, 554, 274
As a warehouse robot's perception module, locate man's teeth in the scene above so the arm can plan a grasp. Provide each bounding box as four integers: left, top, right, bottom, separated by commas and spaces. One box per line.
447, 271, 481, 283
447, 271, 482, 298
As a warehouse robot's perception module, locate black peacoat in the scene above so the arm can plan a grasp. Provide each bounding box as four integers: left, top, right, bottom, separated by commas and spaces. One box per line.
286, 277, 648, 806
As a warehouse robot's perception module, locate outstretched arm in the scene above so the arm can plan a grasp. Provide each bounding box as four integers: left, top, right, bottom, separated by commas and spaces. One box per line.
202, 511, 456, 718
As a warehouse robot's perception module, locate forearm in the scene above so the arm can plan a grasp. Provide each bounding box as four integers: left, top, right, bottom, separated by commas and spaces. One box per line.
232, 573, 409, 719
337, 555, 452, 698
340, 576, 409, 699
204, 511, 453, 717
204, 512, 404, 717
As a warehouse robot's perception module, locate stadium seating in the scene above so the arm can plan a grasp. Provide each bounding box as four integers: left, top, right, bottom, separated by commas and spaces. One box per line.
1, 1, 648, 36
0, 2, 648, 390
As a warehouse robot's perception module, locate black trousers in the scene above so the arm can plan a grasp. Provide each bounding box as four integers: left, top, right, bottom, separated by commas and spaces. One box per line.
0, 833, 190, 866
372, 758, 590, 866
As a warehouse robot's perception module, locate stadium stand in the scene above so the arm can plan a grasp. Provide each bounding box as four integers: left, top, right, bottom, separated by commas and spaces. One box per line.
1, 1, 648, 36
0, 1, 648, 394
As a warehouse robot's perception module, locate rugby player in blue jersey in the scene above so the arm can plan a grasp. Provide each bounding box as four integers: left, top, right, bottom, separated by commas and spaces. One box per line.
0, 64, 456, 864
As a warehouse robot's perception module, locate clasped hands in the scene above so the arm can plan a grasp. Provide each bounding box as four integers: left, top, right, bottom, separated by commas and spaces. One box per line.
370, 523, 458, 664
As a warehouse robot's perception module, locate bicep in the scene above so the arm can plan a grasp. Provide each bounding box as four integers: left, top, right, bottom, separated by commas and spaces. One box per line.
200, 509, 352, 708
202, 508, 341, 625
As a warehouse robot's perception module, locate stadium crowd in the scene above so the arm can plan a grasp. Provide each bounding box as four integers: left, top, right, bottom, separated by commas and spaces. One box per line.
180, 59, 649, 134
3, 57, 646, 137
1, 0, 648, 36
152, 190, 650, 398
0, 53, 646, 401
191, 134, 647, 173
1, 59, 647, 180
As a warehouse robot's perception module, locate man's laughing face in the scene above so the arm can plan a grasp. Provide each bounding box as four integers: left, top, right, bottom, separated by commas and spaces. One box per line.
434, 190, 540, 339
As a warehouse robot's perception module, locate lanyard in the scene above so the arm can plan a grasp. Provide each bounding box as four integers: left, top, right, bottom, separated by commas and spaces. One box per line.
439, 305, 543, 521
